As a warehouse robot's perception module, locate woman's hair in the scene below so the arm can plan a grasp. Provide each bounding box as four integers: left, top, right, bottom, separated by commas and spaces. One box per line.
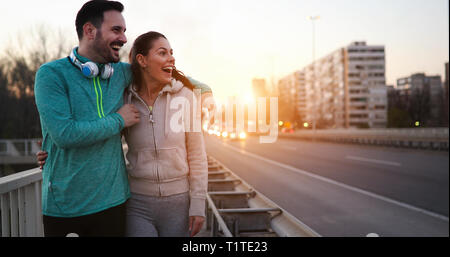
130, 31, 194, 92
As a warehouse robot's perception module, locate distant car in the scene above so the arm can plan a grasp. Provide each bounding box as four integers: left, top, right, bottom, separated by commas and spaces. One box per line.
227, 131, 246, 141
281, 127, 295, 134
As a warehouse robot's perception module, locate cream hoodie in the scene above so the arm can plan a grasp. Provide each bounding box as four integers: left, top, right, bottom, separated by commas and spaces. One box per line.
124, 79, 207, 217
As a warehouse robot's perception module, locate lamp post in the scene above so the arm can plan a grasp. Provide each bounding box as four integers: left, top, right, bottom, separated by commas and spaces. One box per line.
309, 15, 320, 133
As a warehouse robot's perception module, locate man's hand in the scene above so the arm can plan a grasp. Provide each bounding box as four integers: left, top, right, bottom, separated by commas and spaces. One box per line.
117, 104, 140, 127
189, 216, 205, 237
201, 92, 215, 124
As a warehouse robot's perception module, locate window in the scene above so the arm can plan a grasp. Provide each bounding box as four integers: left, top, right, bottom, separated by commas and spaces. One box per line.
350, 114, 368, 118
350, 97, 367, 102
349, 81, 361, 86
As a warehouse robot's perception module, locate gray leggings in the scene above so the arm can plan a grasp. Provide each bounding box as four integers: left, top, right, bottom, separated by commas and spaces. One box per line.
125, 192, 190, 237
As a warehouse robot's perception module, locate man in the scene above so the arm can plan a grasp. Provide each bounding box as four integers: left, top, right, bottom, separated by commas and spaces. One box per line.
35, 0, 212, 237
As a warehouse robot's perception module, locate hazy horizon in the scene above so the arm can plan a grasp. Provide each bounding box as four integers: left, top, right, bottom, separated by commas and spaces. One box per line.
1, 0, 448, 102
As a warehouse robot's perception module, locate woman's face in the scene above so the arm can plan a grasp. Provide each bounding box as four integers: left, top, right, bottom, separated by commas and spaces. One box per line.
139, 37, 175, 85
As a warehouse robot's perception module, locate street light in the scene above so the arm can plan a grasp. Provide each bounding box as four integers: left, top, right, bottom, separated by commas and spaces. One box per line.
308, 15, 320, 133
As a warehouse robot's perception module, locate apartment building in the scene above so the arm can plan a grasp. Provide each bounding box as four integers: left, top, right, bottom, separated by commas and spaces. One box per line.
278, 42, 388, 128
397, 73, 444, 126
303, 47, 347, 128
277, 71, 306, 124
293, 41, 388, 128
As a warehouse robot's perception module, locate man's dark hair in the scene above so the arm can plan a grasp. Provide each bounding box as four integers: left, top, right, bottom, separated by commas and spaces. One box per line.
75, 0, 124, 40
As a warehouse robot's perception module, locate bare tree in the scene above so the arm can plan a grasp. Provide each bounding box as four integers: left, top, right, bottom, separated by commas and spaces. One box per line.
0, 24, 76, 138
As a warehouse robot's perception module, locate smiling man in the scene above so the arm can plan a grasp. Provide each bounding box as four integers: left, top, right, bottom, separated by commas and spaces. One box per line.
34, 0, 139, 237
34, 0, 212, 237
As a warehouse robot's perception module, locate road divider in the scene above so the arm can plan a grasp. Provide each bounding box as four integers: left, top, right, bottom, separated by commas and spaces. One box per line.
278, 128, 449, 151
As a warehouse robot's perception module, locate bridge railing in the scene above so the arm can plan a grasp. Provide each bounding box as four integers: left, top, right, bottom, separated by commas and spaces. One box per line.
0, 139, 41, 157
0, 168, 43, 237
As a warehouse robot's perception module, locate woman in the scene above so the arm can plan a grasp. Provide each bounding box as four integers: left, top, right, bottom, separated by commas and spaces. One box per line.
123, 31, 207, 237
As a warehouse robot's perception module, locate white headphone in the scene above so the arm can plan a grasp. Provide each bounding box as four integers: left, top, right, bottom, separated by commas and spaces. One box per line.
69, 48, 114, 79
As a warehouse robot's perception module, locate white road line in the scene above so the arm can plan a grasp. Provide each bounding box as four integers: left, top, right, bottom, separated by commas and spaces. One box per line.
281, 146, 297, 151
346, 155, 402, 167
219, 141, 449, 222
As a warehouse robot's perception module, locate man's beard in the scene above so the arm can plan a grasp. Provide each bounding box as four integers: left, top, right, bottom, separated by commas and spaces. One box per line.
93, 31, 120, 63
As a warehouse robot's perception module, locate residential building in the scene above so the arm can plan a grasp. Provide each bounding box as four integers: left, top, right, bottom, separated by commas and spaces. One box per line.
397, 73, 444, 126
277, 71, 306, 125
301, 41, 388, 128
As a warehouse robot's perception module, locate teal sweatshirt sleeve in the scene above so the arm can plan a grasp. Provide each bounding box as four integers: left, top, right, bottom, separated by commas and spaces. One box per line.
34, 64, 125, 149
187, 76, 212, 94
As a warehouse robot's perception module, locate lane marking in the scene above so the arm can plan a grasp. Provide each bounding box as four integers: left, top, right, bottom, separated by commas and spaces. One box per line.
346, 155, 402, 167
216, 141, 449, 222
281, 146, 297, 151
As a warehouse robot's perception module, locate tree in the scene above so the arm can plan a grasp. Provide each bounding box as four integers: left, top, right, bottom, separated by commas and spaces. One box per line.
0, 25, 76, 139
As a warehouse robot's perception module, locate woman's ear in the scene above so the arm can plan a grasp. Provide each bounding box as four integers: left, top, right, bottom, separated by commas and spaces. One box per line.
136, 54, 147, 68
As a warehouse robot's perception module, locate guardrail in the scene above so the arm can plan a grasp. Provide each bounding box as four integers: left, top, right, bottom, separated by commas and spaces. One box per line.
0, 168, 43, 237
0, 139, 41, 157
205, 156, 320, 237
0, 155, 320, 237
0, 139, 42, 165
278, 128, 449, 151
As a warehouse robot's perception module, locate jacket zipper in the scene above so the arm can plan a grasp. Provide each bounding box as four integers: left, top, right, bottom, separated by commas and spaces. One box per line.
132, 90, 163, 196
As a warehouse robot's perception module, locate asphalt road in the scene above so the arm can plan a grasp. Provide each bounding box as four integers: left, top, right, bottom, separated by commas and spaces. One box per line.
204, 134, 449, 236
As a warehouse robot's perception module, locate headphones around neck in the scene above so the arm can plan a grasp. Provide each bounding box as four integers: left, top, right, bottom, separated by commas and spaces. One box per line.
69, 48, 114, 79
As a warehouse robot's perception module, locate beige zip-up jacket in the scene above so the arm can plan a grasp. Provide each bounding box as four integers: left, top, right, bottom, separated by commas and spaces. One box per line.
124, 80, 207, 217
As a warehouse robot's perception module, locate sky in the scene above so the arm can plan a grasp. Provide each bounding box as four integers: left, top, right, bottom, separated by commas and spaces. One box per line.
1, 0, 448, 103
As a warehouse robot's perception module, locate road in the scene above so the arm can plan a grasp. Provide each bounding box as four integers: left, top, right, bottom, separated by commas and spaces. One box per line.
204, 134, 449, 236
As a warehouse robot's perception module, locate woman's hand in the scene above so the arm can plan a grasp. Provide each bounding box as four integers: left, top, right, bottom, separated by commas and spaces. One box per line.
36, 151, 48, 169
189, 216, 205, 237
36, 140, 48, 169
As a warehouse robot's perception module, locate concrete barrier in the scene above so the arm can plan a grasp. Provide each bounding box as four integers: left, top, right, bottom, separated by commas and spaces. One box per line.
278, 128, 449, 151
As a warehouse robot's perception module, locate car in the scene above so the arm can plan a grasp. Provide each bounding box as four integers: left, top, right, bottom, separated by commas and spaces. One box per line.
226, 131, 246, 141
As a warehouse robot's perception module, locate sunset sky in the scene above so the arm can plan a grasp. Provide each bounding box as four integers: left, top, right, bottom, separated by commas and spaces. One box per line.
1, 0, 448, 103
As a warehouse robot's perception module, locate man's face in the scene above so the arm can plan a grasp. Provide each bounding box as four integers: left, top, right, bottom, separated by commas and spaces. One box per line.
93, 10, 127, 63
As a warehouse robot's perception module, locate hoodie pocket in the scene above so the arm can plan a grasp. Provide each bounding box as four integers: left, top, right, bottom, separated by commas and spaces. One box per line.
127, 149, 158, 180
158, 147, 188, 181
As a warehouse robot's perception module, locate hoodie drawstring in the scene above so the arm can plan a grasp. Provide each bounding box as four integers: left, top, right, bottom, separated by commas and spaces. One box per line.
165, 93, 171, 138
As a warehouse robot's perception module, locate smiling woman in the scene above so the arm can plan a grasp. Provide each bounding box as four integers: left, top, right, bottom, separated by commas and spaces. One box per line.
124, 31, 208, 237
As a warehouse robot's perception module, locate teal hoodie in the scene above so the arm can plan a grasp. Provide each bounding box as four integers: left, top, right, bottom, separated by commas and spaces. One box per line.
34, 49, 132, 217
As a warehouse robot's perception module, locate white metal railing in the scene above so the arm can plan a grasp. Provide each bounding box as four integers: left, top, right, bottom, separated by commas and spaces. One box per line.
0, 168, 43, 237
0, 139, 41, 157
